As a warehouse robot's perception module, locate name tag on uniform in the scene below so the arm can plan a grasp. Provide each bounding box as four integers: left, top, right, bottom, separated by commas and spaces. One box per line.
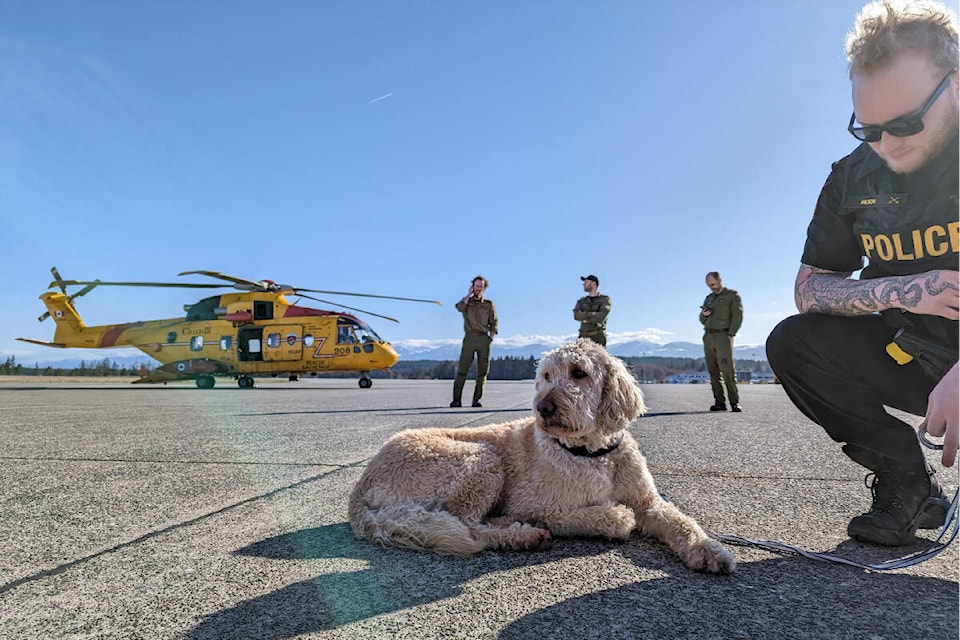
845, 193, 908, 208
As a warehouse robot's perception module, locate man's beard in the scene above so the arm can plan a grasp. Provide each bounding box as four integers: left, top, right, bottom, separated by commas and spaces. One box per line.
887, 104, 959, 175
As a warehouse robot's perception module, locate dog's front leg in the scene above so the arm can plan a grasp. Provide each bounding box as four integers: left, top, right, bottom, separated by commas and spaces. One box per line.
632, 498, 735, 573
543, 503, 636, 540
614, 462, 735, 574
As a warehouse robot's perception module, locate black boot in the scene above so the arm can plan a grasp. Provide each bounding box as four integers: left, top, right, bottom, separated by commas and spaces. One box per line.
843, 444, 950, 546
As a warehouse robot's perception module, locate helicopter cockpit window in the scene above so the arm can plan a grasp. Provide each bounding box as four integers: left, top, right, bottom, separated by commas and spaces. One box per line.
185, 296, 221, 321
355, 324, 382, 343
190, 336, 204, 351
254, 301, 274, 320
337, 326, 358, 344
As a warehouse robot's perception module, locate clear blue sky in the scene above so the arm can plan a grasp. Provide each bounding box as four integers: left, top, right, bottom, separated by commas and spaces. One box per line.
2, 0, 884, 363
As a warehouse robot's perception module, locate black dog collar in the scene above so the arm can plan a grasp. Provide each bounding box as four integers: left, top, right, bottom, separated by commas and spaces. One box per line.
554, 434, 624, 458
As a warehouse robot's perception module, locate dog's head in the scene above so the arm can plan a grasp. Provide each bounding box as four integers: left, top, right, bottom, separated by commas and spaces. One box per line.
533, 338, 646, 439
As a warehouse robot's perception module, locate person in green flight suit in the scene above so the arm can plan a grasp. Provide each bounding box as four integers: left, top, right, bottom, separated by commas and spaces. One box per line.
451, 275, 498, 408
700, 271, 743, 412
573, 274, 611, 347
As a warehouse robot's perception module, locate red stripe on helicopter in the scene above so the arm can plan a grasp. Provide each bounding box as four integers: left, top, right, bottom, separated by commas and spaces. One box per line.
284, 306, 352, 319
100, 323, 144, 347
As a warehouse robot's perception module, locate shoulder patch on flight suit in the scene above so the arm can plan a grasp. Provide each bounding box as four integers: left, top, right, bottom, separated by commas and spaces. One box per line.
844, 193, 908, 208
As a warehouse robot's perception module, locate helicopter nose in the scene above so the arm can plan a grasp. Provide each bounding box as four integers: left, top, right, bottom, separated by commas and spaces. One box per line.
380, 342, 399, 367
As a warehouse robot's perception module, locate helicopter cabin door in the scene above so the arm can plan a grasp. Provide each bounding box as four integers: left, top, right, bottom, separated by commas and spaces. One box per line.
263, 325, 303, 362
238, 327, 264, 362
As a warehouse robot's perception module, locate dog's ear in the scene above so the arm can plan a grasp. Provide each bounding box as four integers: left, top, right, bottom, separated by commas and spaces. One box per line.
598, 354, 646, 429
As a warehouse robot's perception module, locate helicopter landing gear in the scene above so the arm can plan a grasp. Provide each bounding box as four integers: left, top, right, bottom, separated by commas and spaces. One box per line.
237, 375, 255, 389
196, 375, 215, 389
358, 376, 372, 389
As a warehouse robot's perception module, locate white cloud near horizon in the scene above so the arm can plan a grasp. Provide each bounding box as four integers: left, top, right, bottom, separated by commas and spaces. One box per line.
394, 328, 678, 350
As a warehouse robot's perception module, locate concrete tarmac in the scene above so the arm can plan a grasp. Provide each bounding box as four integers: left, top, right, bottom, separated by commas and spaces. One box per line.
0, 379, 957, 640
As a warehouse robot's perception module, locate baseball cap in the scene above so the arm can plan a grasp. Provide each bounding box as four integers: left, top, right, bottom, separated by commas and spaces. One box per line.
581, 275, 599, 285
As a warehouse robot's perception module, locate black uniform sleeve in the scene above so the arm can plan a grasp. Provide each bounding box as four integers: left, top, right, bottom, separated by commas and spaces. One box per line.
800, 162, 865, 274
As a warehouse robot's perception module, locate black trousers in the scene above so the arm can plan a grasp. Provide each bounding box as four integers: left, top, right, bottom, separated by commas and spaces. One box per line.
766, 313, 936, 468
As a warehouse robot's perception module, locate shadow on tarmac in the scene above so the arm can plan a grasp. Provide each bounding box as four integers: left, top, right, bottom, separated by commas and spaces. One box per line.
186, 524, 958, 640
189, 522, 582, 639
236, 407, 531, 417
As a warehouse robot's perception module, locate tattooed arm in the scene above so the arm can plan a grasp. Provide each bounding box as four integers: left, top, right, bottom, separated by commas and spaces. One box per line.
794, 265, 960, 320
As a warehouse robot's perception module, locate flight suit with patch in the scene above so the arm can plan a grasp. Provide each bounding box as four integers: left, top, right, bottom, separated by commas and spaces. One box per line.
573, 294, 611, 346
453, 296, 498, 405
700, 288, 743, 406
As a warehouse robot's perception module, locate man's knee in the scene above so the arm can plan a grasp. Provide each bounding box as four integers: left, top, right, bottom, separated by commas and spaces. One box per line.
766, 314, 813, 370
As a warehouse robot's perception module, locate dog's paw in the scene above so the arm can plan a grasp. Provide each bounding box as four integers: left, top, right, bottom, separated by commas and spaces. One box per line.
517, 524, 553, 551
606, 504, 637, 539
682, 538, 736, 574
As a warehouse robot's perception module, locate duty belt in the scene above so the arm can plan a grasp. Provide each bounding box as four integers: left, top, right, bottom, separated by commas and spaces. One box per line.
705, 328, 728, 334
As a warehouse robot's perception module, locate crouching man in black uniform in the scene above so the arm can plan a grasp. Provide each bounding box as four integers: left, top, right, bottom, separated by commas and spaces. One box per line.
767, 0, 959, 547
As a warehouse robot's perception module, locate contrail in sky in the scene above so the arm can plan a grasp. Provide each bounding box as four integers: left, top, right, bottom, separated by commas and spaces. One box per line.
364, 92, 394, 105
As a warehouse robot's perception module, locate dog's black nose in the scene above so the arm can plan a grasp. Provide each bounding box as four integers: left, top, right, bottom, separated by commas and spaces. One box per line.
537, 397, 556, 418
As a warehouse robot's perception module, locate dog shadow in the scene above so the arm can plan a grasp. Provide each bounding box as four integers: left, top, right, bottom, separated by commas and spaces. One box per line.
185, 522, 958, 640
186, 522, 597, 640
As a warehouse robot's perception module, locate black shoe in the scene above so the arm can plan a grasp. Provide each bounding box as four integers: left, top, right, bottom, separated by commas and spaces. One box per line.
709, 404, 727, 412
471, 401, 482, 408
730, 404, 742, 412
449, 400, 462, 408
847, 469, 951, 546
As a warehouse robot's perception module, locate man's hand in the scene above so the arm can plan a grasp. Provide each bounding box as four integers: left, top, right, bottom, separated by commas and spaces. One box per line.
909, 270, 960, 319
920, 362, 959, 467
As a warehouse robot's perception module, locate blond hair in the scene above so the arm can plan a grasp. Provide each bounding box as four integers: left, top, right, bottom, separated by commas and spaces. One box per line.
846, 0, 958, 76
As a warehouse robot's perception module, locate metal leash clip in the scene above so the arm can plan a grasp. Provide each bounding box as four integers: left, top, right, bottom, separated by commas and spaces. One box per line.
918, 426, 945, 451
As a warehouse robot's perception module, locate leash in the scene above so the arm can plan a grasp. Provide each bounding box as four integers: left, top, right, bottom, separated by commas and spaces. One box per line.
709, 428, 959, 571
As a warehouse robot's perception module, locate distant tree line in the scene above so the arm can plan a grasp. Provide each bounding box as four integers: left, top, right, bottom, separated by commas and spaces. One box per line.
0, 356, 151, 377
371, 355, 771, 382
1, 354, 771, 382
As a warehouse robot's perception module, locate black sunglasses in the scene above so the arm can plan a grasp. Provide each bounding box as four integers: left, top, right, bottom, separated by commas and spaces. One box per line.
847, 70, 956, 142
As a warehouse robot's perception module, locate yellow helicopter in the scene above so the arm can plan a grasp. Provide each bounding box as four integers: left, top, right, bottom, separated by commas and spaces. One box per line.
18, 267, 441, 389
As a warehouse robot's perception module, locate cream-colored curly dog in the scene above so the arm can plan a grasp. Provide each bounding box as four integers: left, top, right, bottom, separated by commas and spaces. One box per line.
349, 338, 735, 573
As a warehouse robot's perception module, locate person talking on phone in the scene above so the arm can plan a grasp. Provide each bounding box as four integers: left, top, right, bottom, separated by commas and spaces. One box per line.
451, 275, 498, 408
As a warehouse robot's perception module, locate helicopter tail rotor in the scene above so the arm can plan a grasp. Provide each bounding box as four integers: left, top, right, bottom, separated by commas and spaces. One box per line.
50, 266, 68, 294
39, 268, 100, 322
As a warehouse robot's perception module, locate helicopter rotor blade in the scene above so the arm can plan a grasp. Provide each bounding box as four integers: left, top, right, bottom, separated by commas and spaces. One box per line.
50, 279, 227, 290
50, 267, 68, 294
295, 288, 442, 306
70, 282, 99, 301
176, 270, 441, 302
177, 271, 267, 290
296, 294, 400, 323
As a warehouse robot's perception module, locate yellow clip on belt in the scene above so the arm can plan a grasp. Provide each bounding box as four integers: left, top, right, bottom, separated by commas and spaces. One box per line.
886, 341, 914, 365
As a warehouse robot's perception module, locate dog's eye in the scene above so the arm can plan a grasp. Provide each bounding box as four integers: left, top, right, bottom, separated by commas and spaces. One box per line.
571, 368, 587, 379
542, 372, 551, 382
